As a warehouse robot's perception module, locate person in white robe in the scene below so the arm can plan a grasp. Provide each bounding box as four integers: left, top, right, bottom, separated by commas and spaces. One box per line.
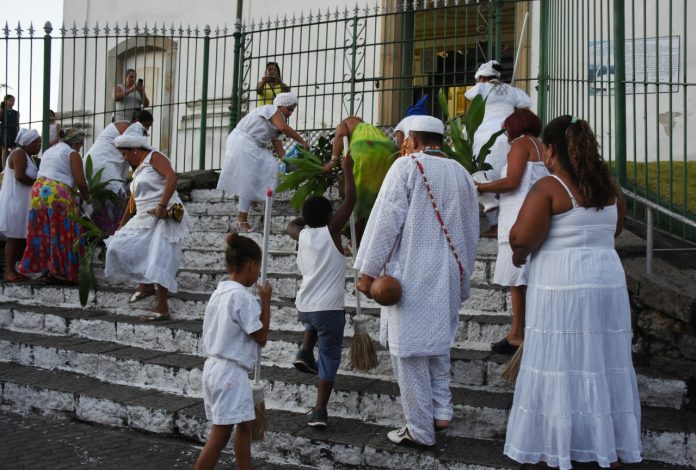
104, 125, 191, 320
217, 92, 308, 232
465, 60, 532, 236
355, 115, 479, 446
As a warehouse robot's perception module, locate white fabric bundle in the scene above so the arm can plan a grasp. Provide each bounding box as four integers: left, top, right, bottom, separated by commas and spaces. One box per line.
272, 92, 298, 107
113, 122, 153, 150
474, 60, 502, 80
15, 128, 40, 147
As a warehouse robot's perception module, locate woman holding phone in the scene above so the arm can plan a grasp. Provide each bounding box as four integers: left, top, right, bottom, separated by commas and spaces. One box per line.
256, 62, 290, 105
113, 69, 150, 122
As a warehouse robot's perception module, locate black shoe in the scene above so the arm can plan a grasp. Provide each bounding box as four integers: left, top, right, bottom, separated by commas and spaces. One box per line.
491, 337, 519, 355
293, 349, 318, 375
307, 408, 328, 428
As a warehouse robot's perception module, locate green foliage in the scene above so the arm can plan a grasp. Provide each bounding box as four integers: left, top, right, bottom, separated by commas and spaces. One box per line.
276, 134, 340, 209
70, 155, 124, 307
438, 88, 506, 174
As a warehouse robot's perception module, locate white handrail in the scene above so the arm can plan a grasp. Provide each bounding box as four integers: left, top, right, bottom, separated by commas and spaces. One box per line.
621, 188, 696, 274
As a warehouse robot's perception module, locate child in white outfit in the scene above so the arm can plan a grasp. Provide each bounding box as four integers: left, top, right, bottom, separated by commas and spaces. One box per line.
195, 233, 272, 470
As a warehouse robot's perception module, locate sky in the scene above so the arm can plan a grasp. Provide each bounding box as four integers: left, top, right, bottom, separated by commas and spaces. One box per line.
2, 0, 63, 127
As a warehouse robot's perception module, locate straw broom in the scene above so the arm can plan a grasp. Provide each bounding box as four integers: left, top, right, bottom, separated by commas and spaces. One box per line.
344, 136, 379, 372
251, 188, 273, 441
500, 341, 524, 383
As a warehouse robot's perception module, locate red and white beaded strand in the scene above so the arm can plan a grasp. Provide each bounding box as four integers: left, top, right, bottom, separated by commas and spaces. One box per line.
410, 153, 465, 281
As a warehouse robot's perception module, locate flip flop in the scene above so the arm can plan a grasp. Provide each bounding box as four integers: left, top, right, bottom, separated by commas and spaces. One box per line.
3, 273, 26, 283
491, 337, 519, 355
129, 289, 156, 303
139, 312, 171, 322
235, 221, 255, 233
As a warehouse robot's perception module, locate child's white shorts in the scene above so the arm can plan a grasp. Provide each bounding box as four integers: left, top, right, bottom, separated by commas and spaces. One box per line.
202, 357, 255, 425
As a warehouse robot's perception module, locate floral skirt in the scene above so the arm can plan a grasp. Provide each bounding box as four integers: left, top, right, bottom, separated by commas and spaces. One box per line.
17, 177, 84, 281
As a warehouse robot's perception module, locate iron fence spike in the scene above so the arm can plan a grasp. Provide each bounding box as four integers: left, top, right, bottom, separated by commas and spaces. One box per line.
93, 21, 100, 35
28, 22, 35, 37
15, 22, 23, 37
82, 21, 89, 35
59, 23, 66, 37
134, 21, 140, 34
3, 22, 9, 38
103, 22, 110, 34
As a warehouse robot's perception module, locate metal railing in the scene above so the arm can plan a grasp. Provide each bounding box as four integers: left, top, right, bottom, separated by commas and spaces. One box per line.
622, 188, 696, 274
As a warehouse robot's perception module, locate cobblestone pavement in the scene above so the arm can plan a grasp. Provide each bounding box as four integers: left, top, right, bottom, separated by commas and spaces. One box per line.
0, 410, 287, 469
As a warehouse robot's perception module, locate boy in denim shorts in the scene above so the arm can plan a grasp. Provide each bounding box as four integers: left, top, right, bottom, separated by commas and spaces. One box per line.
286, 154, 355, 427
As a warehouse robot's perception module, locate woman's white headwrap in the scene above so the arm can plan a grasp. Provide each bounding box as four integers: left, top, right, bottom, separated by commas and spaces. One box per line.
273, 92, 298, 108
15, 128, 40, 147
474, 60, 501, 80
114, 122, 154, 150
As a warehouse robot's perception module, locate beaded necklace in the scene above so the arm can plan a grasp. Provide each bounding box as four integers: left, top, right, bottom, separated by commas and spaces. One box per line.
410, 153, 465, 281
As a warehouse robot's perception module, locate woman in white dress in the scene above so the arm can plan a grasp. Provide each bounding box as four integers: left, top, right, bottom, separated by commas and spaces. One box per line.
504, 116, 641, 469
217, 92, 308, 232
475, 109, 548, 354
465, 60, 532, 237
84, 110, 154, 235
105, 124, 191, 320
0, 129, 41, 281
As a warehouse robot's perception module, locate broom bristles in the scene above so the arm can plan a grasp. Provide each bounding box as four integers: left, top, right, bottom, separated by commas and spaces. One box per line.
350, 331, 379, 371
251, 401, 267, 441
500, 341, 524, 384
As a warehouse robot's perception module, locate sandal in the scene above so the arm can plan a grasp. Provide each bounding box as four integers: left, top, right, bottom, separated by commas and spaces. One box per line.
491, 337, 519, 355
235, 220, 255, 233
129, 288, 156, 303
3, 273, 26, 283
139, 312, 171, 322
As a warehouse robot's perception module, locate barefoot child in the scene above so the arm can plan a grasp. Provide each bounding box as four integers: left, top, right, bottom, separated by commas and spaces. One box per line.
195, 233, 272, 470
286, 153, 355, 427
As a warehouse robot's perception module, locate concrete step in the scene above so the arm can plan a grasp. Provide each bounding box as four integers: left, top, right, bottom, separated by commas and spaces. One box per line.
181, 229, 299, 251
0, 361, 693, 469
0, 303, 689, 410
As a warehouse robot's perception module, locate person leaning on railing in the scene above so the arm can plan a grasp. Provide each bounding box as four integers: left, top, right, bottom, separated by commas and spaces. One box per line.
217, 92, 308, 232
0, 94, 20, 170
17, 129, 92, 284
0, 129, 41, 282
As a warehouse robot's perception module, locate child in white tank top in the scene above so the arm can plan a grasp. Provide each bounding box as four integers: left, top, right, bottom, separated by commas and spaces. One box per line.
286, 154, 355, 428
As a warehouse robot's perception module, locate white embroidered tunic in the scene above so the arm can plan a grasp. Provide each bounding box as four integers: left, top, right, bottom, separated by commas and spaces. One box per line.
354, 153, 479, 357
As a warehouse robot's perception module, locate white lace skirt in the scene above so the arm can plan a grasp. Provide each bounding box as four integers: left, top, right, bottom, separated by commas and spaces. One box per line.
104, 212, 190, 293
504, 248, 642, 469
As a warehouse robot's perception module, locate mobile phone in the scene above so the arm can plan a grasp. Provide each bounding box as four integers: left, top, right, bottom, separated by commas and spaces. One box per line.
267, 76, 276, 83
137, 78, 143, 86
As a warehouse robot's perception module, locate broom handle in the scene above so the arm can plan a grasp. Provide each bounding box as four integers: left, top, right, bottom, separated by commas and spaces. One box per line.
343, 135, 362, 317
255, 188, 273, 385
510, 12, 529, 87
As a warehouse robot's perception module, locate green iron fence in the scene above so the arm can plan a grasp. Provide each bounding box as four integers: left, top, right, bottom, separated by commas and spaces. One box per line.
2, 0, 694, 239
536, 0, 695, 239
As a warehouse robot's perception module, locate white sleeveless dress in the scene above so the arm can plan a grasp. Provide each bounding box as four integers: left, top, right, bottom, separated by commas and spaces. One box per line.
104, 152, 192, 292
493, 138, 548, 286
217, 105, 281, 202
504, 176, 642, 469
0, 151, 38, 238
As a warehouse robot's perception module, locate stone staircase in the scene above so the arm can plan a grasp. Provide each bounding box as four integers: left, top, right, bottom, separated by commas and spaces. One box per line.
0, 189, 694, 469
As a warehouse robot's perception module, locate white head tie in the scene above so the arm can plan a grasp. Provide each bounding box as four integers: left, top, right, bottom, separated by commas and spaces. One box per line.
15, 128, 40, 147
408, 115, 444, 135
474, 60, 502, 80
114, 122, 153, 150
273, 92, 298, 108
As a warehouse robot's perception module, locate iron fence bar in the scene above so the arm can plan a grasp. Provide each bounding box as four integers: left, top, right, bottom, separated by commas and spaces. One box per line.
41, 22, 52, 151
199, 25, 211, 170
613, 0, 627, 186
230, 2, 244, 130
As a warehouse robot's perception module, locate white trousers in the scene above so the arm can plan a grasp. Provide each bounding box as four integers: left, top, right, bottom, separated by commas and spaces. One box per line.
391, 353, 453, 445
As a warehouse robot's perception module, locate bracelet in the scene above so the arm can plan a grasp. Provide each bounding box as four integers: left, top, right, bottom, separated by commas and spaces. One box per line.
329, 155, 341, 165
158, 203, 167, 208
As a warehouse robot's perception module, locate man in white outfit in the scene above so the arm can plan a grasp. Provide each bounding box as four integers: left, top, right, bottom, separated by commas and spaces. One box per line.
355, 116, 479, 446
